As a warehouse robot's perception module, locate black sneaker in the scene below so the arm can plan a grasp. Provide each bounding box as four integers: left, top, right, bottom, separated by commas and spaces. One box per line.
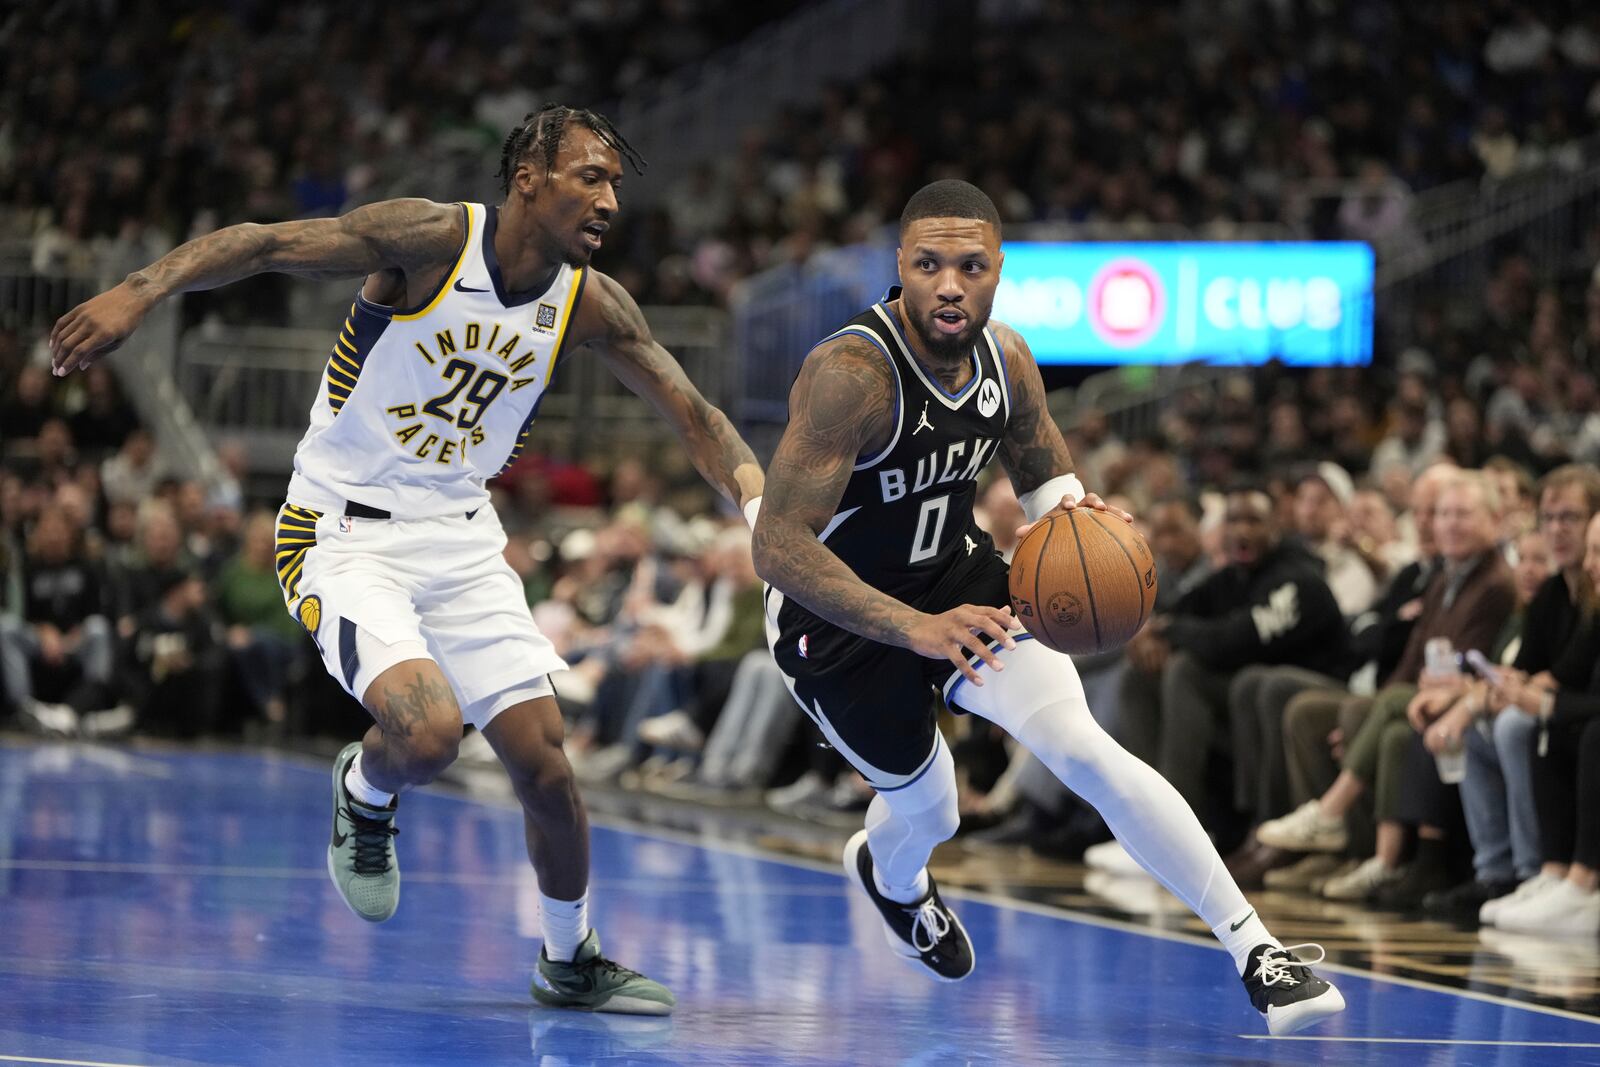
1422, 877, 1518, 923
1243, 943, 1346, 1035
843, 829, 975, 981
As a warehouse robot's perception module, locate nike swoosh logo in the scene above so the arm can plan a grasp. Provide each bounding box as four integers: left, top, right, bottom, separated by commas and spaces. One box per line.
1230, 910, 1255, 932
332, 828, 347, 847
453, 279, 489, 293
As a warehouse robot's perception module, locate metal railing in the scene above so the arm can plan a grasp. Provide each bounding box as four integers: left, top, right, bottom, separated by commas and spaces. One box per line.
173, 306, 737, 469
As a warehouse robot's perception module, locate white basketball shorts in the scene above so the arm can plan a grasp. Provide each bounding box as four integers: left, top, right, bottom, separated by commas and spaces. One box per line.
274, 501, 566, 729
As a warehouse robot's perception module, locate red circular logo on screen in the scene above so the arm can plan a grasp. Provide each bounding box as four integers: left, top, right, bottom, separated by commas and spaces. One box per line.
1088, 258, 1165, 348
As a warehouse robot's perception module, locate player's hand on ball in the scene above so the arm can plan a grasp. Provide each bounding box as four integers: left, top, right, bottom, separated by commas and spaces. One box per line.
50, 281, 154, 377
906, 604, 1018, 686
1016, 492, 1133, 540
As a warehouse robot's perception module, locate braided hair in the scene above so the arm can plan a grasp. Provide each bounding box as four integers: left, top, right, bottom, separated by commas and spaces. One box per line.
495, 104, 647, 195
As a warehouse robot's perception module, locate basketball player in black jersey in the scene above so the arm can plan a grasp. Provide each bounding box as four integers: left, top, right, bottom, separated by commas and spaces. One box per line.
749, 180, 1344, 1035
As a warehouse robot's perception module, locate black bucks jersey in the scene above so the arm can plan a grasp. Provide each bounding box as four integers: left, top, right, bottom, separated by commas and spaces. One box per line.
767, 287, 1015, 742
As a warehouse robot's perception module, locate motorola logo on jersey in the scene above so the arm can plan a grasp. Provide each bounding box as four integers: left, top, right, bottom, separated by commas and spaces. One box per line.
977, 378, 1002, 418
1088, 258, 1165, 348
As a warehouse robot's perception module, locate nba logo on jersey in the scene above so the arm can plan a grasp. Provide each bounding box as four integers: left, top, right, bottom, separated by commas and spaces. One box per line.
536, 303, 559, 330
339, 516, 353, 533
977, 378, 1002, 418
798, 634, 809, 659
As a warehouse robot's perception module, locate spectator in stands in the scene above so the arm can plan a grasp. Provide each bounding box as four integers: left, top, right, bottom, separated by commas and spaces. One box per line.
0, 365, 55, 446
1484, 456, 1538, 548
1371, 399, 1447, 482
1292, 462, 1381, 617
121, 568, 222, 739
100, 429, 165, 508
1228, 463, 1460, 890
0, 506, 114, 734
1419, 464, 1600, 920
1410, 524, 1558, 920
1482, 512, 1600, 935
67, 367, 138, 460
634, 529, 766, 761
1097, 486, 1346, 862
111, 503, 189, 635
1260, 471, 1516, 902
214, 512, 303, 732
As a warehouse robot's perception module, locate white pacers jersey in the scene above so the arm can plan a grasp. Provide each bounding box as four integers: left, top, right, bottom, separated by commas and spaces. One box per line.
286, 202, 586, 518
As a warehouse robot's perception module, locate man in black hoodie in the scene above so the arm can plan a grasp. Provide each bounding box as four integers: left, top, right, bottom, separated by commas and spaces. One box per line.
1115, 488, 1346, 835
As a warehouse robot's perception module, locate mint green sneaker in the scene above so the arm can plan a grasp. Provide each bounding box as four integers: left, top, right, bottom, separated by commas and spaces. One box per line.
327, 742, 400, 922
531, 930, 675, 1016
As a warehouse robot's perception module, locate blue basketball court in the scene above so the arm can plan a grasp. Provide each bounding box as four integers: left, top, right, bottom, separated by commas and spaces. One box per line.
1, 743, 1596, 1066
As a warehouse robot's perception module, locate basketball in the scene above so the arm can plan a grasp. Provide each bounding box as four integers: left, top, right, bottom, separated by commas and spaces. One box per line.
1008, 509, 1158, 656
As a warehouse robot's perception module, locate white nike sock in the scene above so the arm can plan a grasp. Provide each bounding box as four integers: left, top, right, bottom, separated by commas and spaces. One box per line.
345, 751, 396, 808
540, 891, 590, 963
1213, 906, 1281, 975
873, 862, 931, 905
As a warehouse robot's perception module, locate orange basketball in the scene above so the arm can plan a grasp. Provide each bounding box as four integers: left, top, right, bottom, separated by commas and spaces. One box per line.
1008, 509, 1158, 656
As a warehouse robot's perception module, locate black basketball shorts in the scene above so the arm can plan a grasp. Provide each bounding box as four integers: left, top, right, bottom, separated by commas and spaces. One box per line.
765, 546, 1013, 788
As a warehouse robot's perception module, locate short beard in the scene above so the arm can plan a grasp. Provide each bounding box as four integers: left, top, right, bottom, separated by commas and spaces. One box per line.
907, 310, 984, 362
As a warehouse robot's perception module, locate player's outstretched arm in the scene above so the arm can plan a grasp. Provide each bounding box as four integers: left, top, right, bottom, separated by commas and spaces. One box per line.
49, 199, 464, 377
752, 338, 1014, 685
991, 321, 1132, 533
577, 270, 762, 509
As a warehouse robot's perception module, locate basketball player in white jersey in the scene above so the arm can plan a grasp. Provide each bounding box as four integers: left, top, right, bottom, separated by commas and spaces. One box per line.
49, 105, 763, 1015
752, 180, 1344, 1035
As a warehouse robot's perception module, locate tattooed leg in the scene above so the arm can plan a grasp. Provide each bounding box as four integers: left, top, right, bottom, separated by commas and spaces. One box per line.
359, 658, 464, 792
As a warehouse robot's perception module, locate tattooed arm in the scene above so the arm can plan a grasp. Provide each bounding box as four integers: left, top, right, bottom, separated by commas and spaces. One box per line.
992, 320, 1076, 495
573, 270, 762, 509
992, 320, 1132, 530
49, 198, 464, 376
752, 338, 1014, 683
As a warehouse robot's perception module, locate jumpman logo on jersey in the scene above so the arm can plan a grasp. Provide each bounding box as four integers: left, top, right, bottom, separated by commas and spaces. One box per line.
964, 534, 976, 555
913, 401, 934, 435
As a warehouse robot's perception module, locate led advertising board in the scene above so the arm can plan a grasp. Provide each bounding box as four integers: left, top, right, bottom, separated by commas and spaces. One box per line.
991, 242, 1374, 366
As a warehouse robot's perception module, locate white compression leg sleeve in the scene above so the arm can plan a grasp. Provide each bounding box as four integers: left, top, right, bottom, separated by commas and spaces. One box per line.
863, 735, 961, 903
952, 640, 1249, 929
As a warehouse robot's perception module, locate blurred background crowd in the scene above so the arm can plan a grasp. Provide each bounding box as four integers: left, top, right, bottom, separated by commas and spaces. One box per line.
6, 0, 1600, 947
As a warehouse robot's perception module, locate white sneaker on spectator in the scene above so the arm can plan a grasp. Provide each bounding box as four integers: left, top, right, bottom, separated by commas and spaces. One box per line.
765, 771, 832, 813
1308, 859, 1360, 897
1494, 878, 1600, 935
1321, 856, 1400, 901
1255, 801, 1348, 853
1083, 840, 1148, 878
19, 701, 78, 737
79, 704, 135, 739
637, 711, 705, 753
1480, 872, 1561, 926
1262, 853, 1346, 892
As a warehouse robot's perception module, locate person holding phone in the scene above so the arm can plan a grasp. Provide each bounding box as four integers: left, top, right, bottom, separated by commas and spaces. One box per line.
1425, 465, 1600, 924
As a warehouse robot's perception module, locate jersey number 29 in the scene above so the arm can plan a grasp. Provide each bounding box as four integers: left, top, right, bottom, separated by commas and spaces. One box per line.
423, 358, 509, 430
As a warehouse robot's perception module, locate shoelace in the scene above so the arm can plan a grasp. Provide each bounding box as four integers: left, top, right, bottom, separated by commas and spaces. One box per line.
342, 805, 399, 875
1255, 943, 1326, 988
565, 954, 644, 985
907, 898, 953, 953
